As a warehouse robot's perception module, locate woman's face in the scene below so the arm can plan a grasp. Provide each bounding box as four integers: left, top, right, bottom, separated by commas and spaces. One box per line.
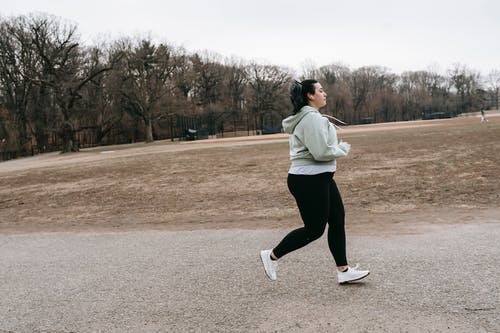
307, 83, 327, 109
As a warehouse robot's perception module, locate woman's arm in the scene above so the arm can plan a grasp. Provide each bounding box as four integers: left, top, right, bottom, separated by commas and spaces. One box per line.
301, 115, 350, 161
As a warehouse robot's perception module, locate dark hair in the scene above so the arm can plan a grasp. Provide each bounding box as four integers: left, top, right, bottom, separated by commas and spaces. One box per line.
290, 79, 318, 114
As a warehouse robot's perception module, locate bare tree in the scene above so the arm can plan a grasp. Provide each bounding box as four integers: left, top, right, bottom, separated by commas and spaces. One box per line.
486, 69, 500, 110
399, 71, 432, 120
448, 63, 481, 114
191, 52, 225, 108
77, 44, 126, 145
22, 14, 120, 152
120, 39, 176, 142
300, 59, 319, 80
247, 63, 290, 132
225, 61, 247, 134
317, 64, 352, 122
348, 66, 388, 123
0, 16, 36, 154
173, 52, 195, 101
190, 52, 227, 135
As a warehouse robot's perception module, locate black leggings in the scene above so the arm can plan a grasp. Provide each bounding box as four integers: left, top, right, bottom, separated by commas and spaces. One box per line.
273, 172, 348, 266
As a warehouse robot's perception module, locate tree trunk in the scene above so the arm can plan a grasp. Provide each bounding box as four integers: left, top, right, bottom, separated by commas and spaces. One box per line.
233, 116, 237, 137
145, 116, 154, 143
16, 112, 29, 155
60, 122, 79, 153
35, 130, 49, 153
496, 88, 499, 111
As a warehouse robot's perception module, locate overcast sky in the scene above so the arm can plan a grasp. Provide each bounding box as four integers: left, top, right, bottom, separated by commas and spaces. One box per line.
2, 0, 499, 75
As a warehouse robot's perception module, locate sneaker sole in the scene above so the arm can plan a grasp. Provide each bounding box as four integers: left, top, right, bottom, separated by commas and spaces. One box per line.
260, 251, 276, 281
339, 271, 370, 284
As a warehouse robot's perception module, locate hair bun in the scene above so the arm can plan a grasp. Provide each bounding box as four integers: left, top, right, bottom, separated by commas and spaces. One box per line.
290, 80, 305, 113
290, 80, 302, 94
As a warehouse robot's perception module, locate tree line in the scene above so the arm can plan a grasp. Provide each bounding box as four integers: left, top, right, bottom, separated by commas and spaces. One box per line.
1, 13, 499, 159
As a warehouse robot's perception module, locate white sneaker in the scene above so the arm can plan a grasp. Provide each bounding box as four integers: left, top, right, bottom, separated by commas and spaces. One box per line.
337, 264, 370, 284
260, 249, 278, 281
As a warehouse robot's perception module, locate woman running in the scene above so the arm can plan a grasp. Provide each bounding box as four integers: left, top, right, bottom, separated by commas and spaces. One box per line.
260, 79, 370, 284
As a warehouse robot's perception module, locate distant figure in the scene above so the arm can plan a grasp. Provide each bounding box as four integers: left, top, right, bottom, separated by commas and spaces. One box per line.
480, 109, 488, 122
259, 79, 370, 284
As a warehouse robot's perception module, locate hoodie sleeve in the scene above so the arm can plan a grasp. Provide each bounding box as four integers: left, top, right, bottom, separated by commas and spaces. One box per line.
300, 113, 349, 161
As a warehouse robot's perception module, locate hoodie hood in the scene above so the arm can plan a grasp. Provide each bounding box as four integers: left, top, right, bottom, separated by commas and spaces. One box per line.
282, 106, 319, 134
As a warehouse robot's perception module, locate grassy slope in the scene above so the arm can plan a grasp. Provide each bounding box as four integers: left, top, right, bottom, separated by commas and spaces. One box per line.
0, 117, 499, 232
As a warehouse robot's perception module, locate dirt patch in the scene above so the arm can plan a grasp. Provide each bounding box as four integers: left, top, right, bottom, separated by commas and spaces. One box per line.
1, 115, 499, 234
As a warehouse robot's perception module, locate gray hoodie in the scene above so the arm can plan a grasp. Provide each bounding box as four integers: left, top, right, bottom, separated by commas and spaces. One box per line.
282, 105, 349, 167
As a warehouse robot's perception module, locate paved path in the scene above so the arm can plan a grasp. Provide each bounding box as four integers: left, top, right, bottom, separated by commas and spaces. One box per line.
1, 222, 499, 332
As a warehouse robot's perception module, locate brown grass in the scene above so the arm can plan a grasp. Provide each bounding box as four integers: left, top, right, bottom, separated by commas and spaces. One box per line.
1, 116, 499, 233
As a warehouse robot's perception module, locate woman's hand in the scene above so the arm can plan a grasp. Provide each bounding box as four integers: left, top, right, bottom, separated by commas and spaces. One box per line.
338, 141, 351, 154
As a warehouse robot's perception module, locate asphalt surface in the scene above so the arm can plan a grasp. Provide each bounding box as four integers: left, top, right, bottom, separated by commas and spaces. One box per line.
1, 221, 499, 332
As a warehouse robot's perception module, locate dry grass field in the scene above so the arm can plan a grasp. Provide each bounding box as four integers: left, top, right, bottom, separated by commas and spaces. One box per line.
0, 114, 499, 234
